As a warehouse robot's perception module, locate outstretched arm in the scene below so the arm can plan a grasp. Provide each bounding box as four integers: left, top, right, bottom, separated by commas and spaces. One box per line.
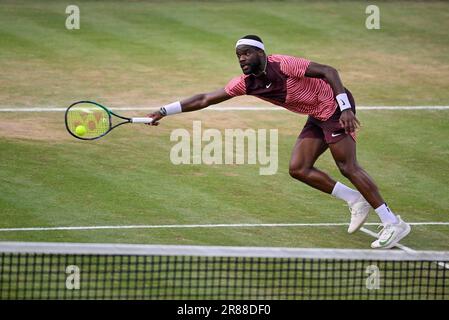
305, 62, 360, 134
146, 88, 232, 125
179, 88, 232, 112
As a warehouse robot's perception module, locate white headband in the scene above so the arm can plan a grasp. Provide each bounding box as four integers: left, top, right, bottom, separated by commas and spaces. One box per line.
235, 39, 265, 51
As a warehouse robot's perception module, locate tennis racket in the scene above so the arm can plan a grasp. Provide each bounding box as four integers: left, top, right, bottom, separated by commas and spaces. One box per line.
65, 101, 153, 140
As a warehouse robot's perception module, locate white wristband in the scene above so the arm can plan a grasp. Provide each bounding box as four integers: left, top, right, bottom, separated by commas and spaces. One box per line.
336, 93, 352, 111
160, 101, 182, 116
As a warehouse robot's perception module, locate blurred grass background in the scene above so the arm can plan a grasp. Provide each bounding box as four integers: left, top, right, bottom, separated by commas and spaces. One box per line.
0, 0, 448, 107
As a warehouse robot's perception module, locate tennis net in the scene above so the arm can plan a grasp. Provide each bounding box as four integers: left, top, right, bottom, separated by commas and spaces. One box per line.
0, 242, 448, 300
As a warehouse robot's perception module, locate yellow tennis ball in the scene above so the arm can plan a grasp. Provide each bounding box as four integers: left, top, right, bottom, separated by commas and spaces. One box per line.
75, 125, 87, 136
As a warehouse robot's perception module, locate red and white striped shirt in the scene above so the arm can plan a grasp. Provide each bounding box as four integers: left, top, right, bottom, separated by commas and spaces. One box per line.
225, 54, 337, 121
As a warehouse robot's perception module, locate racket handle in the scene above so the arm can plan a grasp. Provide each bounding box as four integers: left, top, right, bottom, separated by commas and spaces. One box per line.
131, 117, 154, 124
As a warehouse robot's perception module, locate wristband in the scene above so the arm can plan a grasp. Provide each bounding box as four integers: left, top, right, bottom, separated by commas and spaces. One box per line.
336, 93, 352, 111
159, 101, 182, 116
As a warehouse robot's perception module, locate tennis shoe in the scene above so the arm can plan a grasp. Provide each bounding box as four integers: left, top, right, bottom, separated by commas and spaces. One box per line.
347, 195, 371, 234
371, 216, 411, 249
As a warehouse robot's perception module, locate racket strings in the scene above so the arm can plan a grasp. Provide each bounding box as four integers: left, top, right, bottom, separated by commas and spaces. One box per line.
66, 104, 110, 139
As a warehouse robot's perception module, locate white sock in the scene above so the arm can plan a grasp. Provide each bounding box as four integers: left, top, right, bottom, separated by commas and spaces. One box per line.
375, 203, 399, 224
331, 182, 360, 204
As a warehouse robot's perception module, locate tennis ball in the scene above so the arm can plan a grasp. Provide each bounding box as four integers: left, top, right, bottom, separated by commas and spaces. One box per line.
75, 125, 87, 136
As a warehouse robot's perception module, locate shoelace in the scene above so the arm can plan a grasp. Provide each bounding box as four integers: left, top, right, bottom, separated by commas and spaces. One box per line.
349, 202, 369, 217
375, 224, 383, 237
377, 224, 393, 240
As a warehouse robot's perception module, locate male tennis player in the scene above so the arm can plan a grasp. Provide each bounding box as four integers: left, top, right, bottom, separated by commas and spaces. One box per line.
146, 35, 411, 249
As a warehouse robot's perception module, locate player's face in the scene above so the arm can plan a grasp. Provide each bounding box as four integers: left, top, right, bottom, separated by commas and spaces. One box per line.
236, 46, 262, 75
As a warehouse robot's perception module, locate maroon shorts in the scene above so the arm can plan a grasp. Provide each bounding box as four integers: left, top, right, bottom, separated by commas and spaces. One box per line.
299, 88, 356, 144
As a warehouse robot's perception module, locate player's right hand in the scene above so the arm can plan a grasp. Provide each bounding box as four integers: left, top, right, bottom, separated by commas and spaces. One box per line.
339, 109, 360, 134
145, 111, 164, 126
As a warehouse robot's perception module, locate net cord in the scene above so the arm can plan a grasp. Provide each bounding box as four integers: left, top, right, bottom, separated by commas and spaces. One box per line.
0, 242, 448, 261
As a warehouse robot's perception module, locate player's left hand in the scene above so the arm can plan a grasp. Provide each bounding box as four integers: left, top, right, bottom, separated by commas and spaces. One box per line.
339, 110, 360, 134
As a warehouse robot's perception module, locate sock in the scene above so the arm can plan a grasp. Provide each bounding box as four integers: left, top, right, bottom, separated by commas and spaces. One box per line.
375, 203, 399, 224
331, 182, 360, 204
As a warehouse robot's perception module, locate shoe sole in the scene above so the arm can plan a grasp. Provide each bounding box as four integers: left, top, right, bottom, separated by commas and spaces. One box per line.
372, 223, 411, 249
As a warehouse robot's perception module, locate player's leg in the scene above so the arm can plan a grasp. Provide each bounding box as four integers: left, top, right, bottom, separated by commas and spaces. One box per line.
288, 136, 335, 193
290, 121, 364, 204
328, 136, 411, 248
289, 122, 364, 211
328, 136, 383, 208
291, 118, 379, 235
290, 135, 372, 234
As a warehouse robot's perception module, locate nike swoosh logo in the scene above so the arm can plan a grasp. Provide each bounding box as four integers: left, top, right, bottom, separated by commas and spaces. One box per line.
379, 231, 395, 246
340, 99, 346, 106
331, 133, 342, 137
265, 83, 272, 89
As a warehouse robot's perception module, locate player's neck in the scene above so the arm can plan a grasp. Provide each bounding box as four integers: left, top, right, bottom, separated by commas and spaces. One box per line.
252, 55, 268, 77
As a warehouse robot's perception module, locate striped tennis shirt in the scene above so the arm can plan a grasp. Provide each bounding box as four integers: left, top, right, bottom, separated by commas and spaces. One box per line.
225, 54, 338, 121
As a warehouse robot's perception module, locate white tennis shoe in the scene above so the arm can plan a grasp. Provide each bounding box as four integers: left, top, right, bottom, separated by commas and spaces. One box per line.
347, 195, 371, 234
371, 216, 411, 249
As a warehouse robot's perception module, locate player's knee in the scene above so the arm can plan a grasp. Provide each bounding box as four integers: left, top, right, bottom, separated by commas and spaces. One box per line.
289, 166, 310, 181
336, 161, 359, 178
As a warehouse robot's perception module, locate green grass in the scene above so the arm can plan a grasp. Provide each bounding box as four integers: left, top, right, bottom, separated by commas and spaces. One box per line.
0, 1, 448, 251
0, 0, 448, 106
0, 110, 448, 250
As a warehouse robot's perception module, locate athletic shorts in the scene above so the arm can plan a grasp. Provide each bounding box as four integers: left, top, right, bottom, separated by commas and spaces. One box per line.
298, 88, 356, 144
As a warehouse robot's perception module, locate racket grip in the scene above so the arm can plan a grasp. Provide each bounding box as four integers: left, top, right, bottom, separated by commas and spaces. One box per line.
131, 117, 154, 124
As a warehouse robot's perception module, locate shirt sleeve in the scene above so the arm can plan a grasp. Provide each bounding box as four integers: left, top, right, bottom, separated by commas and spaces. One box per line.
224, 75, 247, 97
277, 55, 311, 79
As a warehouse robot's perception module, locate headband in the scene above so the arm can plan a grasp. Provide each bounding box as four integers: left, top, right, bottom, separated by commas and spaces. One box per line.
235, 39, 265, 51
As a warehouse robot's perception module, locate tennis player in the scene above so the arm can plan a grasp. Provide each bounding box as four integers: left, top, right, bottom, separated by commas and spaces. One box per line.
146, 35, 411, 249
